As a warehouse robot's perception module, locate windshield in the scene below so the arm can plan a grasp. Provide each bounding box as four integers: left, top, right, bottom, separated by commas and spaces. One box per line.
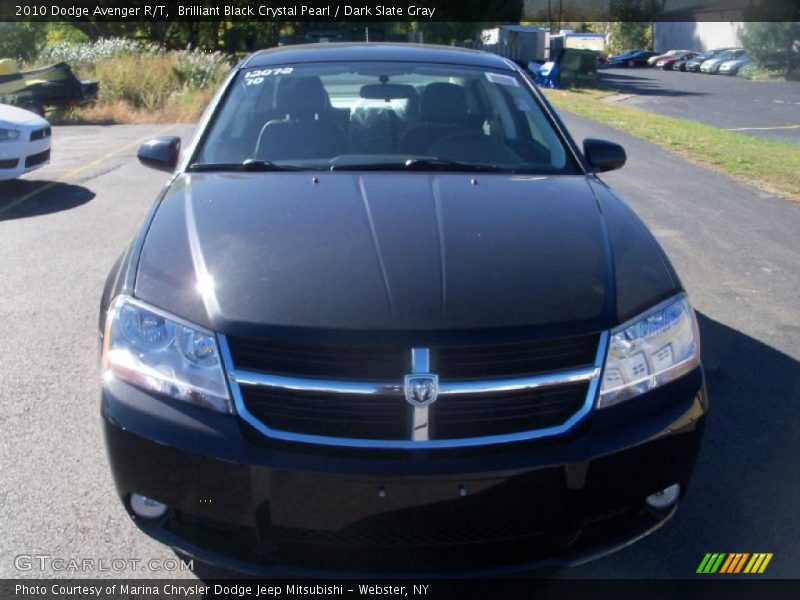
717, 50, 740, 60
192, 61, 576, 174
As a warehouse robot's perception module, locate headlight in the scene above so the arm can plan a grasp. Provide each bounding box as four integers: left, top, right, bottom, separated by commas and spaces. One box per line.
598, 294, 700, 408
0, 128, 21, 142
102, 296, 232, 413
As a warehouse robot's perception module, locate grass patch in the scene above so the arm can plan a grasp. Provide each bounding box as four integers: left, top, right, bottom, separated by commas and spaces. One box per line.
738, 64, 792, 81
44, 45, 230, 125
544, 86, 800, 202
51, 89, 216, 125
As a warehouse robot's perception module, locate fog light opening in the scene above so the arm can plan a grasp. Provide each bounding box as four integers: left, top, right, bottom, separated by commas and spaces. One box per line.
130, 493, 168, 519
645, 484, 680, 510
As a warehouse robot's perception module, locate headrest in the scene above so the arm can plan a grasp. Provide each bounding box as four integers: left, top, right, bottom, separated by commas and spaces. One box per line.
274, 76, 331, 117
420, 82, 467, 123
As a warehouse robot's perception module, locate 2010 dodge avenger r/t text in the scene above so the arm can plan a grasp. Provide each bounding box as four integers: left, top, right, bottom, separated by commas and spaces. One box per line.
99, 44, 707, 575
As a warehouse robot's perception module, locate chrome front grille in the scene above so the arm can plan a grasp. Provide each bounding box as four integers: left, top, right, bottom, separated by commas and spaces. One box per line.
433, 335, 600, 380
239, 386, 408, 440
219, 332, 608, 448
431, 381, 590, 439
227, 336, 408, 381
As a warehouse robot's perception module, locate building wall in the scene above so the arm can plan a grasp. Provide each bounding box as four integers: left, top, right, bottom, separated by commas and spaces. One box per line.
654, 21, 743, 52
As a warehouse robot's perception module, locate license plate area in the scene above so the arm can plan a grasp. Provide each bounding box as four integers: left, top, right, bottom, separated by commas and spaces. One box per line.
266, 468, 567, 534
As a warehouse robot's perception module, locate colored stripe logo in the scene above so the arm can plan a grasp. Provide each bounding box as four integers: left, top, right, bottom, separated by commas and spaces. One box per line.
697, 553, 773, 574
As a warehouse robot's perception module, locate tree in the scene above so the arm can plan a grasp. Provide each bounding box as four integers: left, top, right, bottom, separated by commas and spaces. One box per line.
603, 0, 662, 53
604, 21, 653, 54
0, 23, 47, 63
740, 22, 800, 78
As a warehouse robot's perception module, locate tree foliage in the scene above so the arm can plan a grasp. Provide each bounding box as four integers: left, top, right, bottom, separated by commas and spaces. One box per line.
604, 22, 653, 54
0, 23, 47, 63
0, 0, 525, 64
605, 0, 659, 53
740, 22, 800, 77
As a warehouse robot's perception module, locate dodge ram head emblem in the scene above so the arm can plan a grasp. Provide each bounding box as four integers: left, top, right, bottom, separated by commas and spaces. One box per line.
404, 374, 439, 407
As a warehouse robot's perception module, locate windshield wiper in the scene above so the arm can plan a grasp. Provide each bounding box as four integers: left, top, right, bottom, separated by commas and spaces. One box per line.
191, 158, 515, 173
402, 158, 512, 172
188, 159, 307, 172
330, 157, 513, 173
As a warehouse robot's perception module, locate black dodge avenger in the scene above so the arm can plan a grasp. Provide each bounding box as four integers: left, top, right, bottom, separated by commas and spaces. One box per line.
100, 44, 707, 575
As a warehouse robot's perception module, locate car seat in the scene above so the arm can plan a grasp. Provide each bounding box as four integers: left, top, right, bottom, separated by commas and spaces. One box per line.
255, 76, 347, 161
399, 82, 475, 155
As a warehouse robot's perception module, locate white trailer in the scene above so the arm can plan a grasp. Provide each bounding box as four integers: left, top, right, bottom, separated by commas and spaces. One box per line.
480, 25, 550, 65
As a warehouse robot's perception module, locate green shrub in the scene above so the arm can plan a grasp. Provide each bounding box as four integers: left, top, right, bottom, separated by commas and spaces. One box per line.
740, 22, 800, 78
36, 38, 232, 122
173, 49, 231, 91
89, 48, 230, 112
93, 53, 179, 111
738, 64, 786, 80
37, 38, 158, 68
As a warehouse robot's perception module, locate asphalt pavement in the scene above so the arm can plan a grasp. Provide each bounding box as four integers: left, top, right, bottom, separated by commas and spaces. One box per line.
0, 117, 798, 579
598, 66, 800, 144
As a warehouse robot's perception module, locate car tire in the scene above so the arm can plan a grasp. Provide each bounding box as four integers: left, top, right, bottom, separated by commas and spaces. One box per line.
627, 60, 634, 67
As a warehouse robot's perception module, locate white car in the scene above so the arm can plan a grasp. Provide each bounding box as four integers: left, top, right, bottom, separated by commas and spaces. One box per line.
719, 57, 749, 75
0, 103, 51, 181
700, 49, 745, 74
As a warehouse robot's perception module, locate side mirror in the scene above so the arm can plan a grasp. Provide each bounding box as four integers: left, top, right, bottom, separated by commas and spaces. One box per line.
137, 136, 181, 172
583, 138, 626, 173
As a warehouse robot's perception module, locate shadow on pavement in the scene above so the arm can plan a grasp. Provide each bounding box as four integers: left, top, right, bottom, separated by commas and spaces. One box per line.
0, 179, 95, 220
556, 312, 800, 578
179, 312, 800, 580
683, 312, 799, 554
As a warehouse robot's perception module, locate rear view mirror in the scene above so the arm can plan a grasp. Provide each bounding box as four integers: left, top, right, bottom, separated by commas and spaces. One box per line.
583, 138, 626, 173
359, 83, 417, 101
137, 136, 181, 172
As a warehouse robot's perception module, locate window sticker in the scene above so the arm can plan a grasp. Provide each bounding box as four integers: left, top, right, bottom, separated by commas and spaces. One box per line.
486, 72, 520, 87
244, 67, 293, 85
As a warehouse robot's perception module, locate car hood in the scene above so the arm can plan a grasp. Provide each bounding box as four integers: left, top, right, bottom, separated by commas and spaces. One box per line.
0, 102, 46, 127
134, 172, 679, 337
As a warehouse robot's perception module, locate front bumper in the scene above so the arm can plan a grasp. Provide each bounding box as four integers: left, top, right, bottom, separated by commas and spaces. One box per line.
102, 368, 707, 576
0, 136, 50, 181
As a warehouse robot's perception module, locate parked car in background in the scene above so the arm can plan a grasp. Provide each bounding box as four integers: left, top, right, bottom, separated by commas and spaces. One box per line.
606, 49, 640, 63
0, 102, 51, 181
607, 50, 659, 67
656, 51, 699, 70
608, 49, 638, 60
671, 57, 691, 71
647, 50, 693, 66
700, 49, 745, 74
719, 56, 750, 75
684, 49, 730, 72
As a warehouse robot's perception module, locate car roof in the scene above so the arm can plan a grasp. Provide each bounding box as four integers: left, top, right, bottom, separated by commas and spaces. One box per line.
243, 43, 515, 70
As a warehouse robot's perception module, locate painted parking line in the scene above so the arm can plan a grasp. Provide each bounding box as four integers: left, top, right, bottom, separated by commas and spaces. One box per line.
725, 124, 800, 132
0, 124, 175, 219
